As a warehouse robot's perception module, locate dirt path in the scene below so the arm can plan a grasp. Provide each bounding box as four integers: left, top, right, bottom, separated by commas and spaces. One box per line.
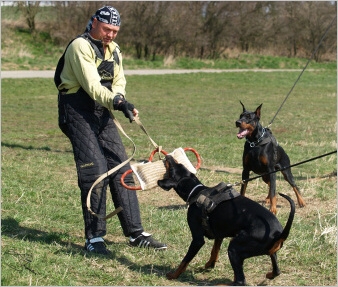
1, 69, 315, 78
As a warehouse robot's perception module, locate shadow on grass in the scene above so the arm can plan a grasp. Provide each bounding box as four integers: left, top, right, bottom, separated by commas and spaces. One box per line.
1, 141, 72, 153
2, 217, 235, 285
1, 217, 83, 250
158, 204, 186, 210
112, 252, 233, 286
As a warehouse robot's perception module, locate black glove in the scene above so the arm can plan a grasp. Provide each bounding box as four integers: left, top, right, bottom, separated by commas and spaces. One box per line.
113, 94, 135, 123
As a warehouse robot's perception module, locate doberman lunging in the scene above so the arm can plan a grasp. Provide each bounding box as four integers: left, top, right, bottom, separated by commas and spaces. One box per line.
235, 101, 306, 214
158, 155, 295, 286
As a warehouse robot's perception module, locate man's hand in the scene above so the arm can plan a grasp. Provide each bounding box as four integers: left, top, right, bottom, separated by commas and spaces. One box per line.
113, 94, 138, 123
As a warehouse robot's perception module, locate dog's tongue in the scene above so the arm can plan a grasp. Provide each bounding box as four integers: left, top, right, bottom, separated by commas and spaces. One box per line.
237, 129, 249, 139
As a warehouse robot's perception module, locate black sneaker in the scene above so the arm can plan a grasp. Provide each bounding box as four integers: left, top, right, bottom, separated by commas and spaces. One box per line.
84, 237, 111, 255
129, 232, 167, 250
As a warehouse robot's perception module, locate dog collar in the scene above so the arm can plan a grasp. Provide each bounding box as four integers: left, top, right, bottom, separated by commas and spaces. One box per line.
246, 128, 266, 147
186, 184, 204, 204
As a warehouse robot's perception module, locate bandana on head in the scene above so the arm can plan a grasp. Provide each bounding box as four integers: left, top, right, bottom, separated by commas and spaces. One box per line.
85, 6, 121, 32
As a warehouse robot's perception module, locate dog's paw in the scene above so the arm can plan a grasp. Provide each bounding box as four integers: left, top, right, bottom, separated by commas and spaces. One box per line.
266, 271, 280, 280
166, 272, 178, 280
298, 199, 306, 208
205, 260, 216, 269
269, 206, 277, 215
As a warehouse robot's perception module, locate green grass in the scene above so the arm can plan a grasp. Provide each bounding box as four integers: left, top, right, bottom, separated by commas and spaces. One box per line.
172, 54, 337, 70
1, 70, 337, 286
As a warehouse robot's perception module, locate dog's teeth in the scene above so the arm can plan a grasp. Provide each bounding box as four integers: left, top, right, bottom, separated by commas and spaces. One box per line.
237, 129, 248, 139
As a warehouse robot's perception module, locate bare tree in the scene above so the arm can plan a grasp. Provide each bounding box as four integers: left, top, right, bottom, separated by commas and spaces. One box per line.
41, 1, 336, 61
49, 1, 106, 45
119, 1, 171, 60
198, 2, 229, 58
300, 1, 337, 61
16, 1, 41, 32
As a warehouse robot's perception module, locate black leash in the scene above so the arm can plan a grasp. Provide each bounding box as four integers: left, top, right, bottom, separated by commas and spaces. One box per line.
268, 14, 337, 127
236, 150, 337, 186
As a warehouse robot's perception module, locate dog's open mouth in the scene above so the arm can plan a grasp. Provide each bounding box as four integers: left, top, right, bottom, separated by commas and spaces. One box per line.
237, 128, 249, 139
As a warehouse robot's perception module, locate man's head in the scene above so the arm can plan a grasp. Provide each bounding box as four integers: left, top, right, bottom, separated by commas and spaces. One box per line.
93, 6, 121, 27
85, 6, 121, 45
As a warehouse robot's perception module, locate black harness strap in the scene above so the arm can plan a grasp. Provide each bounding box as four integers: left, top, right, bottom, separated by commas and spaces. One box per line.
54, 37, 77, 88
189, 182, 240, 239
54, 33, 120, 90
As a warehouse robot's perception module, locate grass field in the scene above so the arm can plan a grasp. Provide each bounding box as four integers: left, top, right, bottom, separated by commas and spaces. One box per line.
1, 69, 337, 286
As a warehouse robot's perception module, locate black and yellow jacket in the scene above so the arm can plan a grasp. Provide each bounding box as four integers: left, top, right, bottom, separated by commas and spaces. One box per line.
56, 33, 126, 111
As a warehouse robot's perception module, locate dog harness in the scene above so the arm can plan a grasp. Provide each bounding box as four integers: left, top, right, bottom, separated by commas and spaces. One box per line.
188, 182, 240, 239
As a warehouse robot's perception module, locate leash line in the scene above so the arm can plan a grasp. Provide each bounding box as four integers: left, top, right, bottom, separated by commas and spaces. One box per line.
236, 150, 337, 186
268, 14, 337, 128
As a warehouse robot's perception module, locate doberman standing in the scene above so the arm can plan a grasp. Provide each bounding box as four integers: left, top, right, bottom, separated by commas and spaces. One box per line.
158, 155, 295, 286
235, 101, 306, 214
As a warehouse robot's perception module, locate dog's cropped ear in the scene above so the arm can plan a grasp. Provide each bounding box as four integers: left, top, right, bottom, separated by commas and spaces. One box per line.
157, 178, 177, 191
239, 100, 246, 112
255, 103, 263, 119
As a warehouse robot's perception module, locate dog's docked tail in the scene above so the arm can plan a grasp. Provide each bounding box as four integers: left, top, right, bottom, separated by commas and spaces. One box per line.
268, 193, 295, 255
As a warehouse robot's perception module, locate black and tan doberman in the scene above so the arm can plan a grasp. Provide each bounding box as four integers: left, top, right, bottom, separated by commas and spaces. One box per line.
236, 101, 306, 214
158, 155, 295, 286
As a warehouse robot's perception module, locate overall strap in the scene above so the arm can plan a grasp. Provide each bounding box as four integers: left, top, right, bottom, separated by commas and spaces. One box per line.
54, 36, 81, 88
54, 33, 120, 89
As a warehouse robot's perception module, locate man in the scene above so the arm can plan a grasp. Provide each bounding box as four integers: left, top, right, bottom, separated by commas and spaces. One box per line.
55, 6, 166, 255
